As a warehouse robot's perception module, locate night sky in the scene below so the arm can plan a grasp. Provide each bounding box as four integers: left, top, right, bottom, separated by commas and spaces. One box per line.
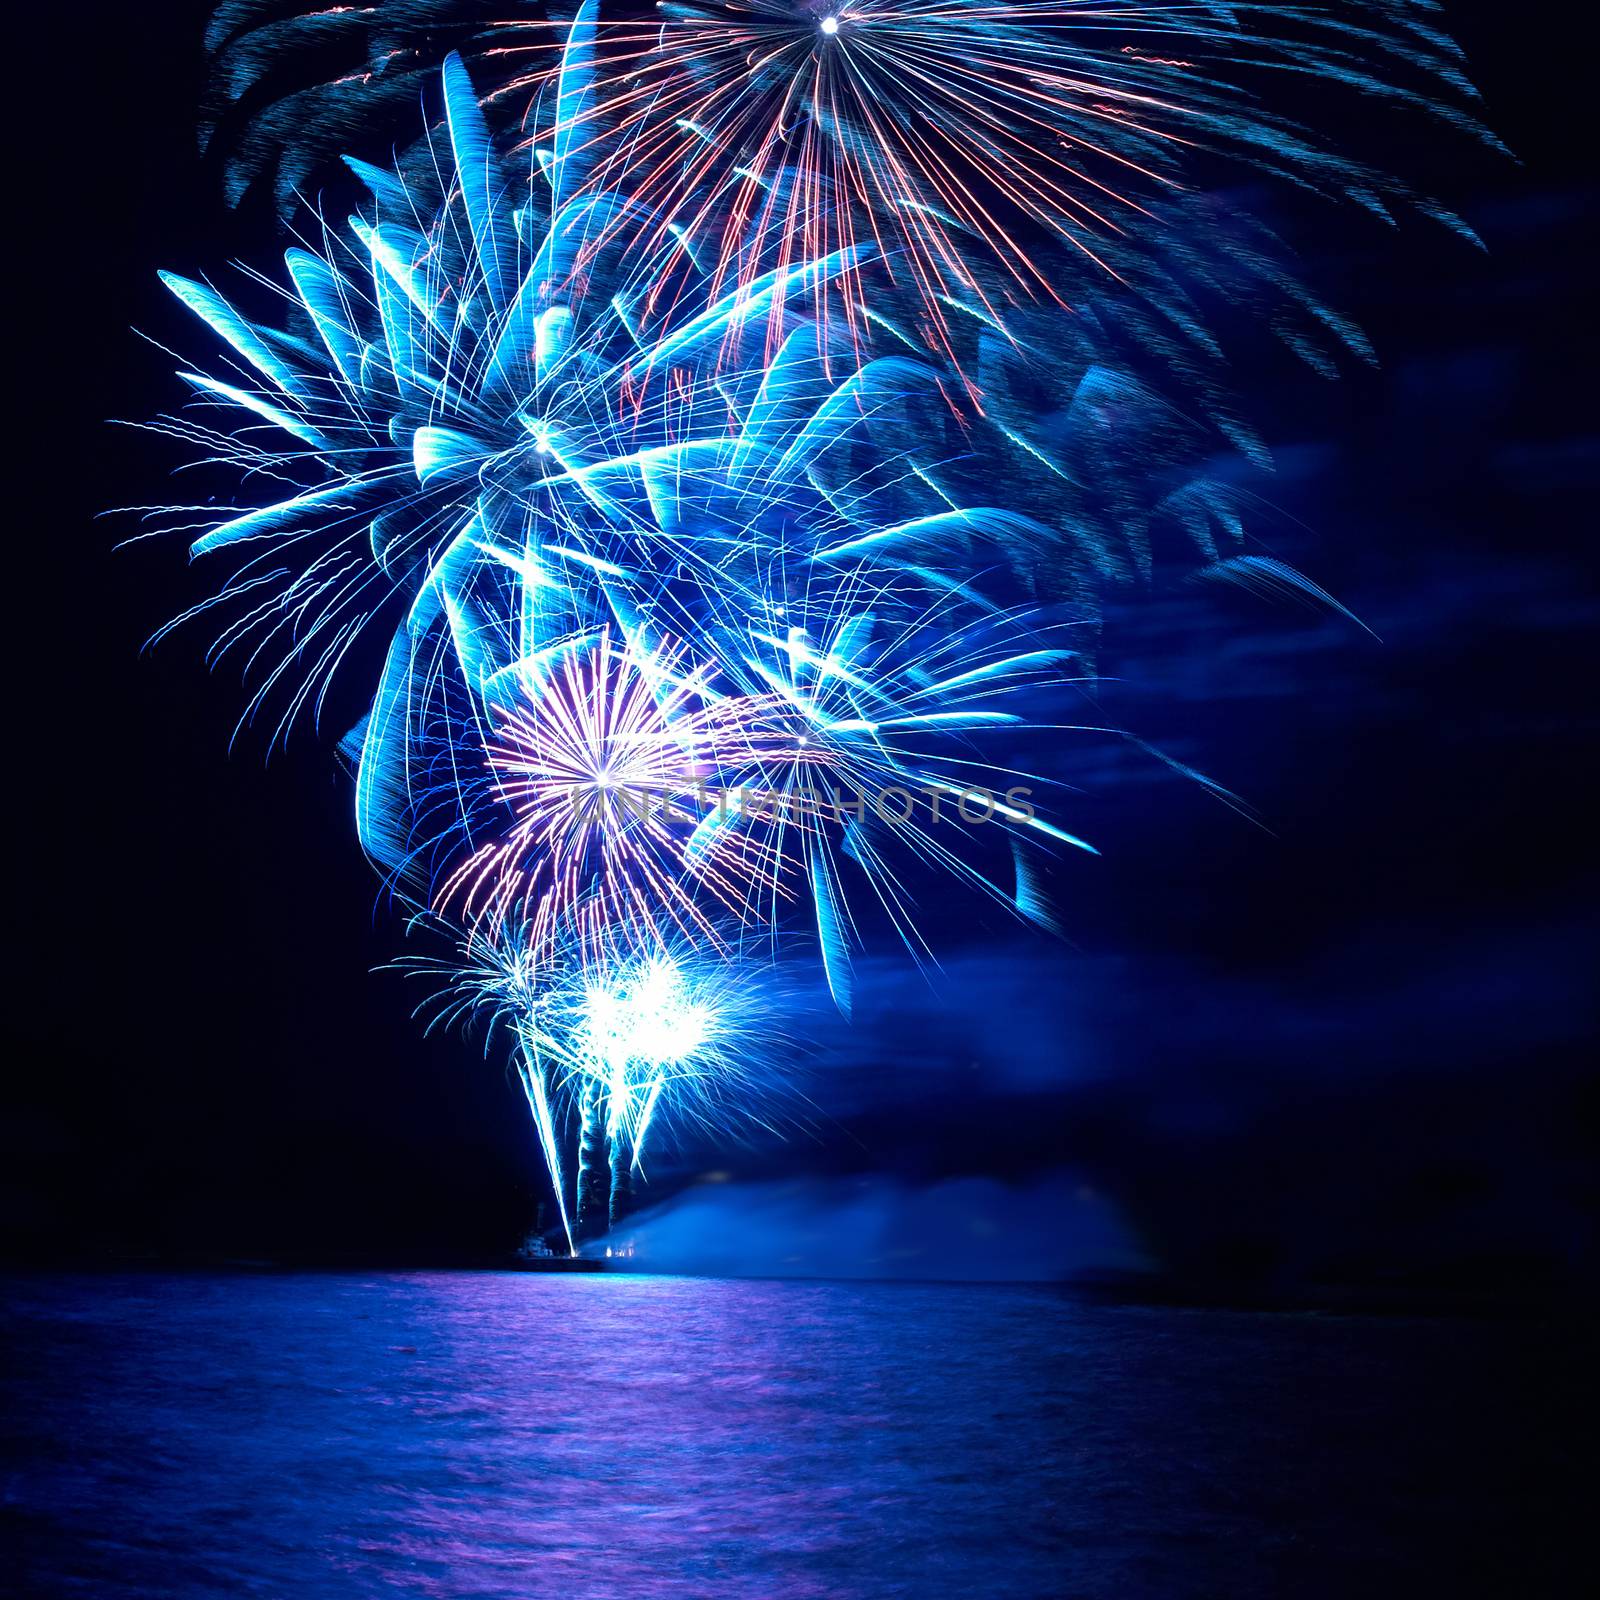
5, 1, 1594, 1297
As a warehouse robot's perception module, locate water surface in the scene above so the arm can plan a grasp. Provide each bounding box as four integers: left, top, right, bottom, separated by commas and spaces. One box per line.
0, 1273, 1579, 1597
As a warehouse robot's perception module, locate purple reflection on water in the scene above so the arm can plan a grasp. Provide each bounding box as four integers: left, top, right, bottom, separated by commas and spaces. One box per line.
0, 1272, 1577, 1597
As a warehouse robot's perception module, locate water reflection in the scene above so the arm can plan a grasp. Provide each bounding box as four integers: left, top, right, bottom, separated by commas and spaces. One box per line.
0, 1272, 1575, 1597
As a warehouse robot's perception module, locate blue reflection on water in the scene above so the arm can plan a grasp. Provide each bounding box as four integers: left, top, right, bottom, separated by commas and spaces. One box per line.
0, 1272, 1572, 1597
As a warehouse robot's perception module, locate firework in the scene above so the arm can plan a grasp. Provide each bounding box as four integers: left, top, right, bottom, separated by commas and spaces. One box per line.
130, 6, 1456, 1233
741, 619, 1097, 1000
144, 33, 876, 745
435, 628, 798, 957
200, 1, 1491, 381
147, 40, 1260, 1002
405, 916, 783, 1245
559, 945, 780, 1230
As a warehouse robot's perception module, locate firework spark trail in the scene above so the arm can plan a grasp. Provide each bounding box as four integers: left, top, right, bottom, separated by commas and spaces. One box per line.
514, 1034, 579, 1254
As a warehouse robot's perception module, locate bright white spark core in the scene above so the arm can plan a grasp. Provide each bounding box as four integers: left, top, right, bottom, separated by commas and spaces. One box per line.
582, 957, 711, 1074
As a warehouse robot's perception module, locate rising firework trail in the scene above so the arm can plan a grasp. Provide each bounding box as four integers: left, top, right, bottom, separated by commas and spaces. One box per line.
400, 916, 582, 1252
405, 919, 782, 1246
557, 944, 784, 1232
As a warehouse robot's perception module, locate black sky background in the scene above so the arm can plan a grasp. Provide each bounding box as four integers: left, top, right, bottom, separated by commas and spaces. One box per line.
3, 2, 1594, 1295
